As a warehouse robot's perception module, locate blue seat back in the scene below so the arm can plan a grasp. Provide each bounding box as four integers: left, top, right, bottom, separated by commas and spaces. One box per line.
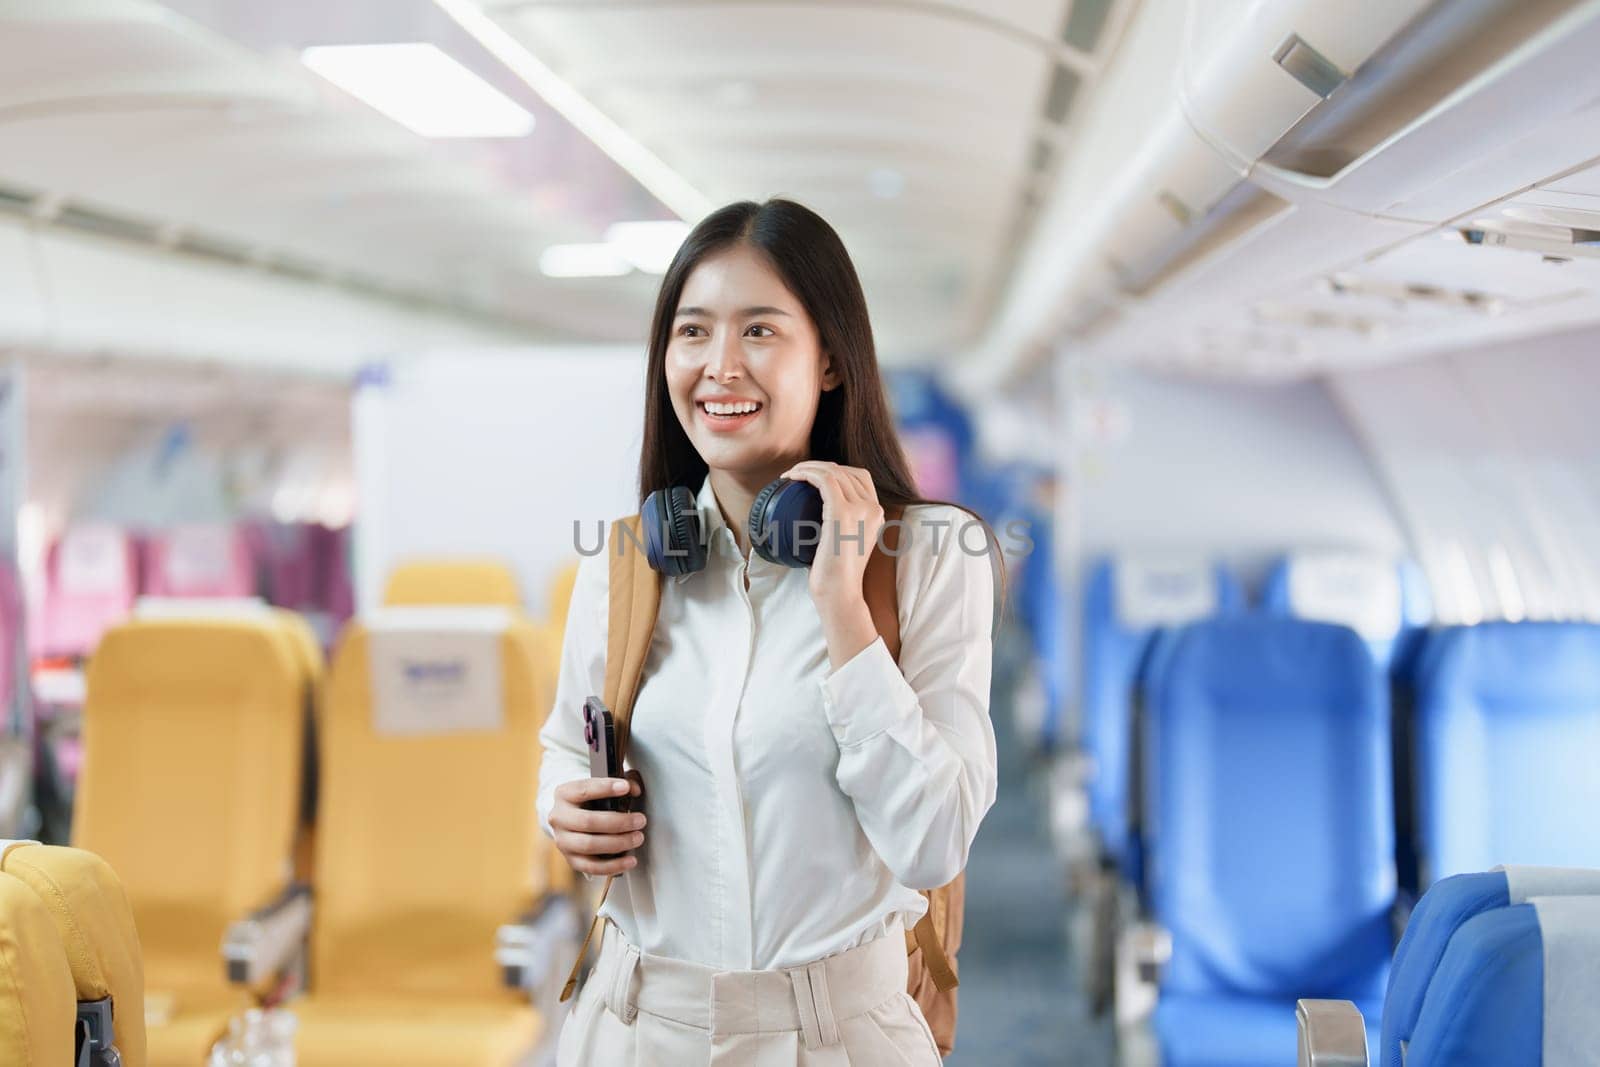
1081, 557, 1239, 873
1412, 623, 1600, 883
1143, 617, 1394, 1000
1382, 866, 1600, 1067
1406, 894, 1600, 1066
1261, 551, 1431, 670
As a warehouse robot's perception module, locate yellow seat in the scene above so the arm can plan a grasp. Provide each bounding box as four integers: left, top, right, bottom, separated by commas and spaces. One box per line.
536, 561, 582, 896
382, 560, 523, 609
74, 617, 307, 1066
291, 609, 551, 1066
0, 866, 78, 1063
1, 842, 146, 1066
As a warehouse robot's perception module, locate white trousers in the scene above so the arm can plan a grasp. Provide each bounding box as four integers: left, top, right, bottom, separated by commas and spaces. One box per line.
555, 921, 943, 1065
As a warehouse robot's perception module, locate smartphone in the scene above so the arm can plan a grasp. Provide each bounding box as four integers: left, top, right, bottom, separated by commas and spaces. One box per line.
583, 696, 627, 814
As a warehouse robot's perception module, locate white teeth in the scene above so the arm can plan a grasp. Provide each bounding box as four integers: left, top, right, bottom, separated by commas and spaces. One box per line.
704, 401, 759, 416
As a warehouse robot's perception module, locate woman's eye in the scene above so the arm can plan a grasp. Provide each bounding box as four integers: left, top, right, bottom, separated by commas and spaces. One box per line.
746, 325, 774, 338
679, 324, 706, 337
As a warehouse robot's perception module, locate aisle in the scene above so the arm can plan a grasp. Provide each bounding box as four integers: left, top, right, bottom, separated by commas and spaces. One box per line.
946, 653, 1113, 1066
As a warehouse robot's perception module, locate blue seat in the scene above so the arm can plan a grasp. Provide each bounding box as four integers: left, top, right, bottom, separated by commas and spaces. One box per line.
1260, 551, 1431, 671
1142, 618, 1392, 1067
1406, 894, 1600, 1065
1081, 557, 1241, 879
1411, 623, 1600, 884
1380, 866, 1600, 1067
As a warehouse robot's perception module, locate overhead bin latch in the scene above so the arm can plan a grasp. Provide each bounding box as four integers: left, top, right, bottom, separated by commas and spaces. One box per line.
1273, 34, 1348, 99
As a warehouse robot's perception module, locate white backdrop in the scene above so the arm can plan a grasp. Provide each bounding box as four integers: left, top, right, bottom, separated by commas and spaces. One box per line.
353, 346, 646, 618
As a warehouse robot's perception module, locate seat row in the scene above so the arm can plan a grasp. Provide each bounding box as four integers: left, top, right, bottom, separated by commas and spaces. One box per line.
1066, 555, 1600, 1065
32, 557, 582, 1067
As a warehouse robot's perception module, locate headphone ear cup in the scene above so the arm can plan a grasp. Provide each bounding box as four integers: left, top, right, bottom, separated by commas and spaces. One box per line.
748, 480, 783, 565
641, 487, 706, 577
749, 478, 823, 568
665, 486, 706, 576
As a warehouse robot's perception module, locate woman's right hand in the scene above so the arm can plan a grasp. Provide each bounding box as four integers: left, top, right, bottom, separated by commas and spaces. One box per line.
549, 777, 646, 876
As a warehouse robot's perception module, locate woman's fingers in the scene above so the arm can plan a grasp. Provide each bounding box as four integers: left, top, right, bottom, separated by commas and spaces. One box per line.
569, 853, 639, 876
555, 777, 632, 805
552, 805, 646, 834
555, 829, 646, 856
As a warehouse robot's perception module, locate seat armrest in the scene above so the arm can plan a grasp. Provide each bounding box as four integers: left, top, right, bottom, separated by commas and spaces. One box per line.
223, 884, 312, 986
1296, 999, 1369, 1066
497, 892, 582, 992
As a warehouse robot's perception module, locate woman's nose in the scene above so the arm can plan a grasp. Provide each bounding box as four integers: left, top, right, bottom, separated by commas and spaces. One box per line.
703, 328, 744, 380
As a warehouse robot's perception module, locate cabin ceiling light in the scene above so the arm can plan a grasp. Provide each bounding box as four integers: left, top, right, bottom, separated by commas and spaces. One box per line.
431, 0, 712, 221
301, 43, 536, 139
540, 243, 633, 278
604, 220, 690, 274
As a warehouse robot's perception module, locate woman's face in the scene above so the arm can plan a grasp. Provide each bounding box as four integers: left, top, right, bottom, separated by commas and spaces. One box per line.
666, 243, 839, 480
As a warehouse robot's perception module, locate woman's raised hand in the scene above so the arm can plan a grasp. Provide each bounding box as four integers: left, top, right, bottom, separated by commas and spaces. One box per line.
779, 460, 885, 610
549, 777, 646, 876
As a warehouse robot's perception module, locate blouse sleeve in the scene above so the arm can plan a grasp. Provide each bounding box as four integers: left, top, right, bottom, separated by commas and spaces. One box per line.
536, 548, 610, 839
818, 505, 999, 890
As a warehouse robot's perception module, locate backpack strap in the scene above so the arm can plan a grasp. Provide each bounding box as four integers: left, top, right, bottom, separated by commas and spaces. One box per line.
561, 514, 661, 1003
865, 509, 959, 994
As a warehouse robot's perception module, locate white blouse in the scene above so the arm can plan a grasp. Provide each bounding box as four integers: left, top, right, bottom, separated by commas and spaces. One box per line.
537, 475, 998, 971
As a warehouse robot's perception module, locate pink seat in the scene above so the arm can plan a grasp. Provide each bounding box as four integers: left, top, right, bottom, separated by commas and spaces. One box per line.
37, 523, 139, 658
143, 523, 257, 598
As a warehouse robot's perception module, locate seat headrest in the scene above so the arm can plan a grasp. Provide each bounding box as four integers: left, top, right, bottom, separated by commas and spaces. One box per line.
134, 596, 270, 619
1278, 551, 1403, 642
382, 559, 523, 609
1530, 895, 1600, 1061
56, 523, 132, 594
157, 524, 248, 592
364, 608, 513, 735
1112, 558, 1219, 629
1497, 865, 1600, 903
0, 844, 144, 1021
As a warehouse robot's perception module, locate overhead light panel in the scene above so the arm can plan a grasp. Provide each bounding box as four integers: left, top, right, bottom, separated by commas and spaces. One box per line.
604, 220, 690, 274
540, 243, 633, 278
301, 43, 536, 139
431, 0, 713, 221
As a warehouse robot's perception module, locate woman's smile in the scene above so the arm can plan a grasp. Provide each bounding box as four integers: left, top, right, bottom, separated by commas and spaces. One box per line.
695, 394, 765, 432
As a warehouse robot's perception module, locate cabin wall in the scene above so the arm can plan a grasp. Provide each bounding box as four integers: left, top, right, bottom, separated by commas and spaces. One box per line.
1070, 364, 1408, 593
1329, 324, 1600, 624
352, 347, 644, 618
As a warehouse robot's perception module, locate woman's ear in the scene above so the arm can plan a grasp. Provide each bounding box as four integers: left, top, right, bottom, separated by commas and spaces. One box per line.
820, 351, 842, 392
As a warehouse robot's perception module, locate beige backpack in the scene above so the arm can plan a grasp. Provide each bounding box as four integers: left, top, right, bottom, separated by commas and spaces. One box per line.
563, 511, 964, 1054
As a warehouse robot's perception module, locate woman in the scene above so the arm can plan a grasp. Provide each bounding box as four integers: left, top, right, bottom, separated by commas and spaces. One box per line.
537, 198, 998, 1064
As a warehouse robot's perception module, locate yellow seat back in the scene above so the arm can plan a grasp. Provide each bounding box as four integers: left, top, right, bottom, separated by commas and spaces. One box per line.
2, 843, 146, 1066
312, 610, 547, 1003
73, 618, 304, 1002
383, 560, 523, 609
0, 867, 77, 1063
537, 561, 582, 895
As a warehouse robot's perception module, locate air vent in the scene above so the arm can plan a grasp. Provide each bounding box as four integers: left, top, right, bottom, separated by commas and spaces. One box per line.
1042, 63, 1081, 125
267, 255, 328, 283
175, 232, 255, 267
53, 202, 161, 244
1325, 272, 1506, 314
1031, 137, 1054, 173
0, 183, 35, 216
1062, 0, 1116, 52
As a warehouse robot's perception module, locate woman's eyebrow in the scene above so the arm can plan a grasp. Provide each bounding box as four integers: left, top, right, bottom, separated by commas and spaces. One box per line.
674, 305, 793, 318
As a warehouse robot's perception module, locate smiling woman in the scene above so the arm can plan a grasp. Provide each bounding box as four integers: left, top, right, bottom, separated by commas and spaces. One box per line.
536, 198, 1003, 1063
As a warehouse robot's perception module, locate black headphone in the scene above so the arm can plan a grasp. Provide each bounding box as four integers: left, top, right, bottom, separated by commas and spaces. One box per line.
641, 478, 824, 576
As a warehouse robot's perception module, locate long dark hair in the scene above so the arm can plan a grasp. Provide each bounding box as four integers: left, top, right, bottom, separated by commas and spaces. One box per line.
637, 198, 1007, 613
